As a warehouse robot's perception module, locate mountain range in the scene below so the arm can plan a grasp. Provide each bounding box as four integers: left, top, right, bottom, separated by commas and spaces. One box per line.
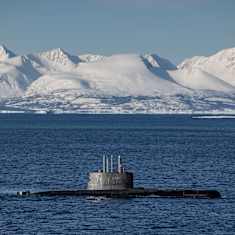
0, 45, 235, 113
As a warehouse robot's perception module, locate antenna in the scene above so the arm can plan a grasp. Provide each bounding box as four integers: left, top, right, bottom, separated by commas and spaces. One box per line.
103, 155, 106, 172
111, 155, 113, 173
118, 155, 121, 173
106, 155, 109, 173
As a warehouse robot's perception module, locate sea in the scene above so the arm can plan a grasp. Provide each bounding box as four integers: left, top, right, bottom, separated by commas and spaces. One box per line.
0, 114, 234, 234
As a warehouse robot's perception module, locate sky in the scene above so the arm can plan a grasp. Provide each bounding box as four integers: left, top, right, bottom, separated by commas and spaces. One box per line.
1, 0, 235, 64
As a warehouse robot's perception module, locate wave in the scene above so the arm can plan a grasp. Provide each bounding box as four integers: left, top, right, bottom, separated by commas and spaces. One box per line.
192, 115, 235, 119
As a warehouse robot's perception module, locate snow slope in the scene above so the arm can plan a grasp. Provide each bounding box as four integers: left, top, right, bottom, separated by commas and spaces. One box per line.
0, 54, 43, 98
0, 63, 29, 98
179, 47, 235, 87
170, 67, 234, 92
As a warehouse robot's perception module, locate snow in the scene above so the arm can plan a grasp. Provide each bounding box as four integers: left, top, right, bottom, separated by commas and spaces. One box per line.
178, 47, 235, 87
0, 45, 16, 61
74, 54, 188, 96
26, 73, 92, 96
38, 48, 80, 66
170, 67, 234, 92
0, 63, 31, 98
0, 45, 235, 113
79, 54, 105, 63
26, 54, 189, 97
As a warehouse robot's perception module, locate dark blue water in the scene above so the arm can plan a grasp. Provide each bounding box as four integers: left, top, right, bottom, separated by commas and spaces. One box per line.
0, 114, 234, 234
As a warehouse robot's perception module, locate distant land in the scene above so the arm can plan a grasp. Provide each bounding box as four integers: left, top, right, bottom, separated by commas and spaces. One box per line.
0, 45, 235, 114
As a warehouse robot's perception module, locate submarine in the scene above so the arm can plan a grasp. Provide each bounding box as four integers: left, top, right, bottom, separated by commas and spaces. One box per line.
17, 156, 221, 199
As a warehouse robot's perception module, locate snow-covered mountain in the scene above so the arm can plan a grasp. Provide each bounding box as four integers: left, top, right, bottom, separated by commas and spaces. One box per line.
0, 45, 235, 113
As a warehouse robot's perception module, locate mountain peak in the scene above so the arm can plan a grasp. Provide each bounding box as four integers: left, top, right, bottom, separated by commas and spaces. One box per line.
142, 54, 177, 71
38, 48, 80, 65
0, 45, 17, 61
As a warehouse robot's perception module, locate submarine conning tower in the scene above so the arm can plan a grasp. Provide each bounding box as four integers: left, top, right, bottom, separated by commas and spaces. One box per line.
87, 156, 133, 190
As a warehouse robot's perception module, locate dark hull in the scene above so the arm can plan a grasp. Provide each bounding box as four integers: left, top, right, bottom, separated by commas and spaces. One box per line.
17, 188, 221, 199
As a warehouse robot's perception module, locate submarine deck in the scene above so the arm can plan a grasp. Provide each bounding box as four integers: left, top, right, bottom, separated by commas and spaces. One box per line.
17, 188, 221, 199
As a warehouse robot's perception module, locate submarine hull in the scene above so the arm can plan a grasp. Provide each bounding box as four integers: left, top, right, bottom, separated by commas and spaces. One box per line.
17, 188, 221, 199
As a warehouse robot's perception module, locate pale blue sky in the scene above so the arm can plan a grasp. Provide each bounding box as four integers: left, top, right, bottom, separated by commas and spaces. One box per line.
1, 0, 235, 64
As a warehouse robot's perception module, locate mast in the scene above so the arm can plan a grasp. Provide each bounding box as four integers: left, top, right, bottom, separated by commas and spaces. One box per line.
118, 155, 122, 173
106, 155, 109, 173
103, 155, 106, 172
110, 155, 113, 173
